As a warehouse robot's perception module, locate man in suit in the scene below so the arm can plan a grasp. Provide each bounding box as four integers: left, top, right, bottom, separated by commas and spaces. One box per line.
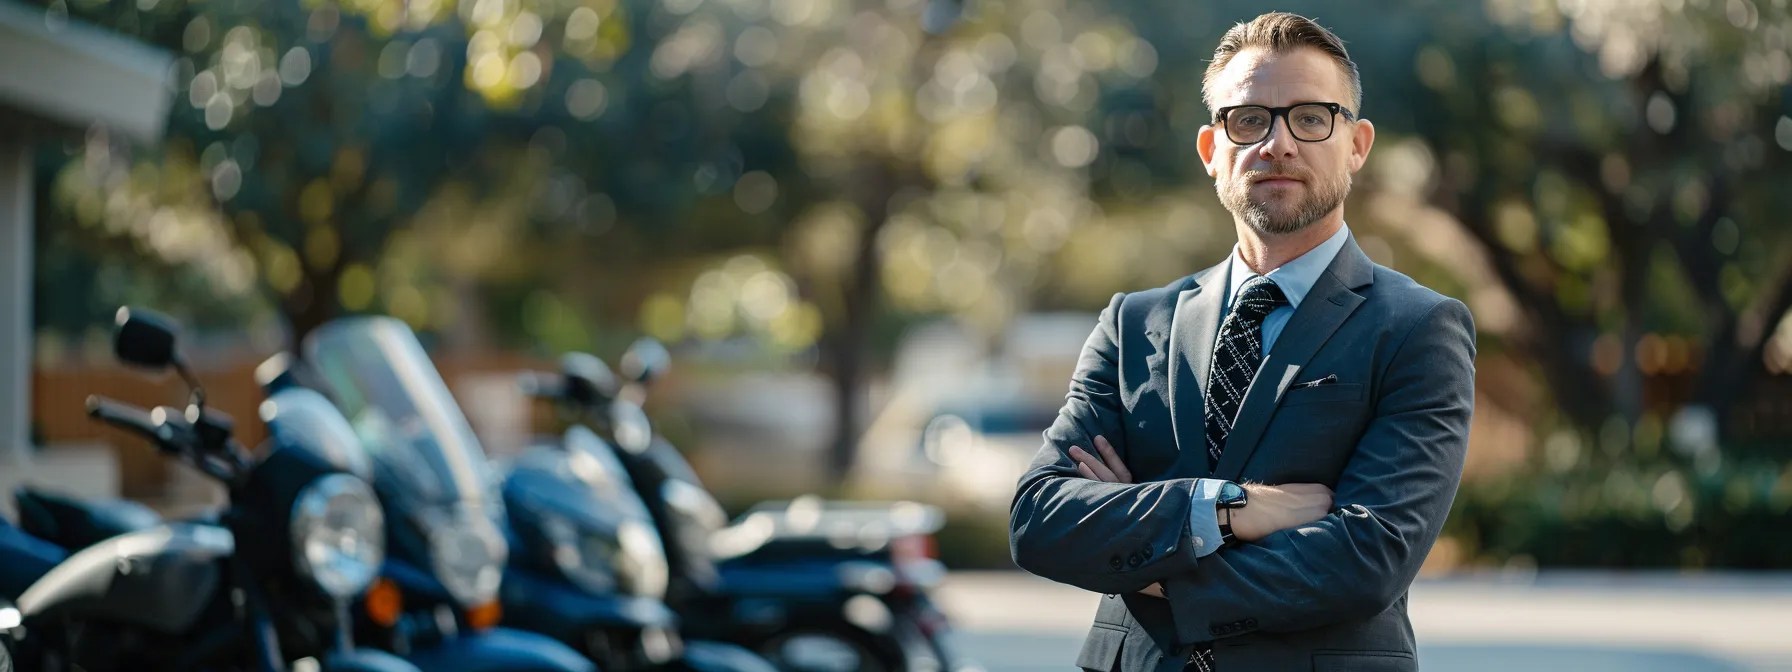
1008, 12, 1477, 672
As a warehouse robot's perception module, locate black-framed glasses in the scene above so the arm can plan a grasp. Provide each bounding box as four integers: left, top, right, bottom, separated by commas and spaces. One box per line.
1213, 103, 1355, 145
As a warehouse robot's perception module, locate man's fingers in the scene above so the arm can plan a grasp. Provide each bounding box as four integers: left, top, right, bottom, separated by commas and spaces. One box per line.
1093, 436, 1131, 483
1139, 582, 1165, 598
1076, 461, 1099, 480
1069, 446, 1119, 482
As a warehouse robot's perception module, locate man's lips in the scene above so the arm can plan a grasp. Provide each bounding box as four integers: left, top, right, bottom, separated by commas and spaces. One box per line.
1252, 176, 1304, 186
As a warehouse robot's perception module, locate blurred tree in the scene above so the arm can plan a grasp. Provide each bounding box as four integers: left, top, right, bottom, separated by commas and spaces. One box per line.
36, 0, 625, 345
1402, 0, 1792, 446
555, 0, 1225, 480
754, 0, 1225, 479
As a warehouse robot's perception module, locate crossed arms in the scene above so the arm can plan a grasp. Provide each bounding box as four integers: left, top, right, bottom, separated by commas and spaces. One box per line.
1008, 292, 1476, 644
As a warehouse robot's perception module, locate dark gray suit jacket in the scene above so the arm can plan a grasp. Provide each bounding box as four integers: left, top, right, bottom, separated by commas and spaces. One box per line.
1009, 235, 1476, 672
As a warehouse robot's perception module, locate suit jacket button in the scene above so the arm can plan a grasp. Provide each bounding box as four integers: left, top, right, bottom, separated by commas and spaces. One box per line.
1110, 555, 1124, 570
1209, 625, 1226, 637
1244, 618, 1258, 628
1142, 547, 1153, 559
1127, 553, 1143, 568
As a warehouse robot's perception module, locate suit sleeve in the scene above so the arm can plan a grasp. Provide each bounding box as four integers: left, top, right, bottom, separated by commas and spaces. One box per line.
1009, 292, 1210, 595
1160, 297, 1477, 644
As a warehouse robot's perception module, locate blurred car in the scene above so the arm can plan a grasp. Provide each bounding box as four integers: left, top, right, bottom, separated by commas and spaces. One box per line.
851, 313, 1095, 510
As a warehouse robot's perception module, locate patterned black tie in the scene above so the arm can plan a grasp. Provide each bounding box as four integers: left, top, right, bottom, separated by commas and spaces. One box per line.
1187, 275, 1286, 672
1202, 275, 1288, 470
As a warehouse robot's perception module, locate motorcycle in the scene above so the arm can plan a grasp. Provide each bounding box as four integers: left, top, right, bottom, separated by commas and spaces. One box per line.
0, 307, 415, 672
522, 341, 976, 672
497, 418, 778, 672
289, 317, 597, 672
272, 317, 774, 672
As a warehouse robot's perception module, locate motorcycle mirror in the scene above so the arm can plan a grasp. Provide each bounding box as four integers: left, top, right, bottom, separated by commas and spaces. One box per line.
559, 352, 619, 405
113, 306, 180, 370
113, 306, 208, 411
619, 337, 671, 386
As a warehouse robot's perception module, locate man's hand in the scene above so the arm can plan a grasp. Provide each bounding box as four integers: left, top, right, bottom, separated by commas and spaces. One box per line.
1068, 436, 1131, 483
1230, 483, 1334, 542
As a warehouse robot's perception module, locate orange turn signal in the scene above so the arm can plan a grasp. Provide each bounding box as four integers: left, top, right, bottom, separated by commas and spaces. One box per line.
365, 578, 402, 628
466, 600, 502, 631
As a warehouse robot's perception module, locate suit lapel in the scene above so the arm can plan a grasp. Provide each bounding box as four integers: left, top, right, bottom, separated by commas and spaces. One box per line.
1211, 236, 1376, 481
1166, 260, 1229, 478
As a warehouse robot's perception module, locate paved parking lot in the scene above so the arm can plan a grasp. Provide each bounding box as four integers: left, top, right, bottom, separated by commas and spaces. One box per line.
936, 571, 1792, 671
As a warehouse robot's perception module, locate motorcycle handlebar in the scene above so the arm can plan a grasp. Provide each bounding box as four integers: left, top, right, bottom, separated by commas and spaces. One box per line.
86, 395, 158, 437
85, 396, 199, 456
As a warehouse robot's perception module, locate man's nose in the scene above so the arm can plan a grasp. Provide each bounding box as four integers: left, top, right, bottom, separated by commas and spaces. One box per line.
1256, 117, 1300, 161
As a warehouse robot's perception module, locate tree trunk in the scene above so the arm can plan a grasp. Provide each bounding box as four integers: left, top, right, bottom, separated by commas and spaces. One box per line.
825, 161, 899, 483
284, 263, 339, 350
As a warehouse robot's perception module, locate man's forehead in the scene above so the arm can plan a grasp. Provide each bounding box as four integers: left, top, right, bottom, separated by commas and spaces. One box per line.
1208, 46, 1350, 108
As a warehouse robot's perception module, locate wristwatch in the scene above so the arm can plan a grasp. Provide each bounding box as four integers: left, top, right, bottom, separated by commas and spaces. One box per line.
1215, 481, 1248, 545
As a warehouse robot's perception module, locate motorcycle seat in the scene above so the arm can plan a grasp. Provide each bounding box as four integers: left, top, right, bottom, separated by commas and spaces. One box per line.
14, 486, 162, 552
0, 517, 66, 599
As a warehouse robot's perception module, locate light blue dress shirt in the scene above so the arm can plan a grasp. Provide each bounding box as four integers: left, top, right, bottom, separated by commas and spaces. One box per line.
1185, 224, 1352, 557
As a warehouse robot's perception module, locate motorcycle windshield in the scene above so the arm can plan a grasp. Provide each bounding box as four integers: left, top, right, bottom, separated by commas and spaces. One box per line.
302, 317, 496, 512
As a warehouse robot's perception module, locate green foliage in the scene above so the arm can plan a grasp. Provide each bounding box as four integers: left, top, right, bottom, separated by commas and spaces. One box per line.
1449, 455, 1792, 569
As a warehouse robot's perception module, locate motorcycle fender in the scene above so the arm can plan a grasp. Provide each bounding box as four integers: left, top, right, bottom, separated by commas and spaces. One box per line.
679, 639, 781, 672
16, 524, 231, 635
400, 627, 595, 672
499, 568, 678, 637
320, 649, 423, 672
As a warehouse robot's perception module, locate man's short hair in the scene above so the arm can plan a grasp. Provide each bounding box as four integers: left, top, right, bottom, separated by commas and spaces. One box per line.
1202, 12, 1362, 118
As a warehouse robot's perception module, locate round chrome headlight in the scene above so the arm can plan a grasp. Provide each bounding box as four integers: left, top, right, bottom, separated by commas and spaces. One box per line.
543, 514, 668, 599
290, 473, 386, 601
542, 513, 618, 595
429, 514, 507, 607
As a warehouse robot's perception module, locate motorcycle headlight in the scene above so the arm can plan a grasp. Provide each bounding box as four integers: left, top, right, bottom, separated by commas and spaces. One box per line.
541, 513, 617, 595
290, 473, 386, 601
543, 514, 668, 600
429, 514, 507, 608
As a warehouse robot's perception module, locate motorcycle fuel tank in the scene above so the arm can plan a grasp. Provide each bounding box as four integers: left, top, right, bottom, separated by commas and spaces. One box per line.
15, 523, 233, 635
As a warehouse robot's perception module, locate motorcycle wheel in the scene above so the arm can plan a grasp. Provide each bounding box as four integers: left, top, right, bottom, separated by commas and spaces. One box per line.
757, 626, 894, 672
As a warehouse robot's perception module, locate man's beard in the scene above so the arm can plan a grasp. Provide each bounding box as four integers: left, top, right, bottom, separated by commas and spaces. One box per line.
1219, 165, 1351, 236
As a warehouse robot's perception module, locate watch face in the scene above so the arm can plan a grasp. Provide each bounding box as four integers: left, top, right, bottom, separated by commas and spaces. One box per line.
1218, 481, 1247, 507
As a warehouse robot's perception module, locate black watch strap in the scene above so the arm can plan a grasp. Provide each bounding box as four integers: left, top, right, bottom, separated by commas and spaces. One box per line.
1218, 506, 1236, 545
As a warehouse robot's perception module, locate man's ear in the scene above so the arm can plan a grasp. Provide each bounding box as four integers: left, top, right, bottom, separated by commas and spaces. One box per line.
1348, 118, 1376, 173
1197, 124, 1219, 178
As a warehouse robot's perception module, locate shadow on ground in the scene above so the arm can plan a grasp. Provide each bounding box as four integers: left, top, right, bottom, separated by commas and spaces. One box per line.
954, 632, 1761, 671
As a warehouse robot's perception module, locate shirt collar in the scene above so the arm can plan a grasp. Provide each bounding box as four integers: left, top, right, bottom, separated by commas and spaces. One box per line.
1224, 223, 1352, 310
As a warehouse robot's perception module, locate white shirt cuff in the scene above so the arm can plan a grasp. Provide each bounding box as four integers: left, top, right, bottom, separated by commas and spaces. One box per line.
1187, 478, 1226, 558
